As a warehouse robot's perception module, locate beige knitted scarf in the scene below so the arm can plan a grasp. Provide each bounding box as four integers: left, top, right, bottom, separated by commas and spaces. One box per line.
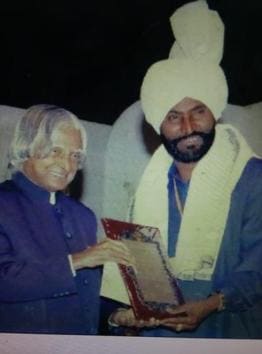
129, 124, 254, 281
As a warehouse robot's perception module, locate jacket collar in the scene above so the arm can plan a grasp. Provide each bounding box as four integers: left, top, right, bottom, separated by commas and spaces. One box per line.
12, 172, 57, 204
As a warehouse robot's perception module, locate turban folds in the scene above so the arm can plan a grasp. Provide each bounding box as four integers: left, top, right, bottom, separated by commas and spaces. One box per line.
140, 0, 228, 133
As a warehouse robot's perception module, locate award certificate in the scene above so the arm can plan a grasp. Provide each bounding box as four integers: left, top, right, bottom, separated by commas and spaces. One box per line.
101, 218, 184, 320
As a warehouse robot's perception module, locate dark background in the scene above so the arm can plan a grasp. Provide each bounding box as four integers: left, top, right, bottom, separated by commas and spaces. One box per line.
0, 0, 261, 124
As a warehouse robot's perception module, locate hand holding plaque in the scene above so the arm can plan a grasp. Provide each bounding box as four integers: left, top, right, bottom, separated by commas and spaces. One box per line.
102, 218, 185, 321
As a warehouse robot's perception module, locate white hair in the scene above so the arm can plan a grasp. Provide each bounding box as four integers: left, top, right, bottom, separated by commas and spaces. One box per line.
9, 104, 87, 170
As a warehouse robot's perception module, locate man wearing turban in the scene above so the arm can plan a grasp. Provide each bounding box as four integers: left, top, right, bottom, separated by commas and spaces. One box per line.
102, 1, 262, 338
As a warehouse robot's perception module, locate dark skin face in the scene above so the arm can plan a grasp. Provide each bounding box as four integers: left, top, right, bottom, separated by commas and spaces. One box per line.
160, 97, 216, 163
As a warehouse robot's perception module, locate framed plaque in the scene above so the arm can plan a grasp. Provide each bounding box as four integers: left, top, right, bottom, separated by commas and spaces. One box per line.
101, 218, 184, 320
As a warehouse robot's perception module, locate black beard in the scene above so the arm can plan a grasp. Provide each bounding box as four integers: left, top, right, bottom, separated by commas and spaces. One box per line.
160, 128, 216, 163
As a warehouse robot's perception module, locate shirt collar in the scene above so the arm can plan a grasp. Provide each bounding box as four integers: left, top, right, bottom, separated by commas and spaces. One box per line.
168, 162, 190, 186
12, 172, 57, 204
168, 162, 178, 180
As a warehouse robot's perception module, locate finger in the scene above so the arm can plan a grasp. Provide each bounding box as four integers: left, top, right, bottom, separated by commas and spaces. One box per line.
165, 305, 187, 315
161, 315, 194, 327
142, 317, 155, 328
173, 323, 195, 331
160, 318, 181, 326
96, 239, 128, 254
105, 239, 140, 267
102, 240, 135, 265
135, 318, 158, 329
108, 250, 135, 266
89, 242, 133, 265
136, 319, 146, 328
171, 311, 188, 318
160, 315, 190, 326
161, 322, 187, 332
146, 317, 160, 328
104, 239, 131, 254
114, 308, 136, 327
174, 323, 196, 332
175, 324, 183, 332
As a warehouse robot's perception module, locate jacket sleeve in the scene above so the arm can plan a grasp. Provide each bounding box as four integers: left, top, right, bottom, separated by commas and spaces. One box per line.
214, 159, 262, 311
0, 224, 78, 302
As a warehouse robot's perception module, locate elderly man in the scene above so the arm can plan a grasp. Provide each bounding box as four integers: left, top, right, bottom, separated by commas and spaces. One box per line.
102, 1, 262, 338
0, 104, 131, 334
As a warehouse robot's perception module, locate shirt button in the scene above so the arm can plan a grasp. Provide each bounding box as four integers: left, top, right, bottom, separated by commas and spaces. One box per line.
65, 231, 73, 239
54, 206, 63, 214
83, 279, 89, 285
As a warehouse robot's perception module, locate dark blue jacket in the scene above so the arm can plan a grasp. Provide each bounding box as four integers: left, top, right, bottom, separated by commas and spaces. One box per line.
0, 172, 101, 334
141, 157, 262, 339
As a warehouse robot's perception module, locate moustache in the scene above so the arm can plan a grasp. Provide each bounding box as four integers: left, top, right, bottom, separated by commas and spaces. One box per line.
174, 131, 210, 144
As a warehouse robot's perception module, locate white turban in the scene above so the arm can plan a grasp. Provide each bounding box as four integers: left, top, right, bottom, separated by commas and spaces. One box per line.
140, 0, 228, 133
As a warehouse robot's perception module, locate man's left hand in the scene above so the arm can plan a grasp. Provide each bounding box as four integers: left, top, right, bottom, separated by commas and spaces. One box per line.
160, 294, 221, 332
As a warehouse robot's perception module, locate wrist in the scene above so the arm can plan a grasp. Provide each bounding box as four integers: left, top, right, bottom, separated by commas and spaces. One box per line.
207, 292, 226, 312
216, 292, 226, 312
71, 250, 86, 271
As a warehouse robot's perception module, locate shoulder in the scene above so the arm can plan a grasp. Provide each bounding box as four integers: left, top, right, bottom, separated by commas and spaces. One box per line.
0, 179, 15, 191
235, 157, 262, 201
0, 179, 19, 201
0, 180, 23, 224
241, 157, 262, 182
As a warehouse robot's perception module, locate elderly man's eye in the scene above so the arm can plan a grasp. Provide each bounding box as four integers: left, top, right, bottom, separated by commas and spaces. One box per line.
71, 152, 81, 161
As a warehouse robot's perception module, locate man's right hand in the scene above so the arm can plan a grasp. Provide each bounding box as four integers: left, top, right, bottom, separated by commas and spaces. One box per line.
71, 238, 134, 270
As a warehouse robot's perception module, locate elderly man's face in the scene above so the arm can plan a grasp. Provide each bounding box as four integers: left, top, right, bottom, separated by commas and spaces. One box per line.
23, 126, 83, 192
160, 97, 216, 163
